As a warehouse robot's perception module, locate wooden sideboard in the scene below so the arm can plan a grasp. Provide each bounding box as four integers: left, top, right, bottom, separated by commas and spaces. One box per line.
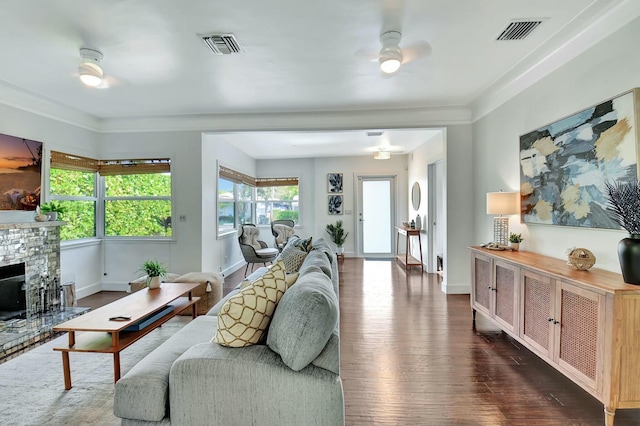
469, 246, 640, 426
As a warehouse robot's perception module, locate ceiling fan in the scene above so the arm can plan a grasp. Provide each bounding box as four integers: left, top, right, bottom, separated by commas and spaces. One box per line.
361, 30, 431, 75
379, 31, 431, 74
77, 47, 123, 89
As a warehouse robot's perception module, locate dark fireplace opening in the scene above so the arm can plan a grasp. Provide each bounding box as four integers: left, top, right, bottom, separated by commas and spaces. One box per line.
0, 263, 26, 321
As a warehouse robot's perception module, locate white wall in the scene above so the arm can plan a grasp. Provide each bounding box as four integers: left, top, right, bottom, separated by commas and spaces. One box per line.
201, 134, 256, 275
472, 16, 640, 273
407, 131, 444, 271
442, 125, 474, 293
99, 131, 203, 288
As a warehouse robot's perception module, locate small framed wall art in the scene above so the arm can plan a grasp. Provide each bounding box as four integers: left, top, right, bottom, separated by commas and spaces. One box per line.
520, 88, 640, 229
328, 195, 343, 215
328, 173, 343, 193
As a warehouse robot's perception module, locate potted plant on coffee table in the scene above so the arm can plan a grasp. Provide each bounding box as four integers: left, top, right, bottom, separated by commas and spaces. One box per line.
325, 220, 349, 255
139, 259, 168, 289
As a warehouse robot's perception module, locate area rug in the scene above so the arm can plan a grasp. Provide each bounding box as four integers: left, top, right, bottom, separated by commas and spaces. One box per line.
0, 316, 191, 426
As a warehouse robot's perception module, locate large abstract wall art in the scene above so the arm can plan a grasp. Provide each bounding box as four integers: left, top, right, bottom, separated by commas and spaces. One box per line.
520, 89, 639, 229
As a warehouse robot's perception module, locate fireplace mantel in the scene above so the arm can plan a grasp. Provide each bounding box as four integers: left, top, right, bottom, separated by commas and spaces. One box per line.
0, 221, 65, 230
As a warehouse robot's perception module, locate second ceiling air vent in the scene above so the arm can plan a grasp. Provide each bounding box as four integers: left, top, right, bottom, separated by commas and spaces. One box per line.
199, 33, 244, 55
496, 20, 544, 41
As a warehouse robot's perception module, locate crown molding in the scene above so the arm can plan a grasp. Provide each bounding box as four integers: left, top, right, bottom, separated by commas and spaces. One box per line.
470, 0, 640, 122
97, 106, 472, 133
0, 79, 101, 131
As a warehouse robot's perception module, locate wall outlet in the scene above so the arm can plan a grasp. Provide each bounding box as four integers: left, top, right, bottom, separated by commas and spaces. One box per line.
179, 215, 187, 222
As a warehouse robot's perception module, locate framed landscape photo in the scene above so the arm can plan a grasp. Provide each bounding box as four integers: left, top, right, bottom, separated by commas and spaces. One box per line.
328, 173, 343, 193
328, 195, 343, 215
0, 133, 43, 211
520, 88, 640, 229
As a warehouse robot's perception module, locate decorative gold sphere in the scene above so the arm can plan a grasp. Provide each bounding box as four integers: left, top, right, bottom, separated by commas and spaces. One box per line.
568, 248, 596, 270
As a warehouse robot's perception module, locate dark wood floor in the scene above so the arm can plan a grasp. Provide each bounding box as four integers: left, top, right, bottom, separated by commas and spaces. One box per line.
80, 259, 640, 425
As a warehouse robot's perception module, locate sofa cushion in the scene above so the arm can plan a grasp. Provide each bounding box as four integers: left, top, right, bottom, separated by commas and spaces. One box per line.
298, 249, 332, 279
267, 271, 338, 371
113, 315, 216, 422
213, 260, 287, 347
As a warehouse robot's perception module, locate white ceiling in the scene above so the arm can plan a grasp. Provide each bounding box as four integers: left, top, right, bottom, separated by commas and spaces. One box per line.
0, 0, 638, 158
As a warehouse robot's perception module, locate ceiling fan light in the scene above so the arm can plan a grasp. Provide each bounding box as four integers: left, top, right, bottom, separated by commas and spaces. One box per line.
79, 62, 103, 87
374, 151, 391, 160
78, 48, 104, 87
380, 57, 401, 74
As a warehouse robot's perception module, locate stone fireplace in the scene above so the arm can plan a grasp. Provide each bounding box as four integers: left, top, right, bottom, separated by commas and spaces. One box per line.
0, 221, 86, 361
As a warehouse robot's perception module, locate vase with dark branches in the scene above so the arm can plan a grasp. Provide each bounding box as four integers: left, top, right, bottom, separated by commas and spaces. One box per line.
604, 179, 640, 284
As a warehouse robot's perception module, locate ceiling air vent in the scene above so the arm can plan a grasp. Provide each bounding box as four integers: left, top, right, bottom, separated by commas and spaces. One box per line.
496, 20, 543, 41
199, 33, 244, 55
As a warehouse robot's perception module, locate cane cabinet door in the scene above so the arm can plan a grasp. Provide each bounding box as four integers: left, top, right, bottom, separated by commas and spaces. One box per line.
471, 252, 492, 317
493, 260, 519, 333
554, 281, 605, 393
521, 269, 554, 358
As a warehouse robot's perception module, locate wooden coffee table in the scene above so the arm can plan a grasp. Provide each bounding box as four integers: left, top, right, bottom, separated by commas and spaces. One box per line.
53, 283, 200, 390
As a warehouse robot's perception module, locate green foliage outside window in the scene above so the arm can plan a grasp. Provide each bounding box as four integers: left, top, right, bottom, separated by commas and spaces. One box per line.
50, 169, 96, 240
104, 174, 172, 237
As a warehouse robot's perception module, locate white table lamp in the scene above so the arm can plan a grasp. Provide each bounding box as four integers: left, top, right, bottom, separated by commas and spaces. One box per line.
486, 191, 519, 245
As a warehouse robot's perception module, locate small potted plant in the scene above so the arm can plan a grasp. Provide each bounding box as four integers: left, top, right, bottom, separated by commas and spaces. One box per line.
325, 220, 349, 255
139, 259, 168, 289
509, 233, 523, 251
40, 201, 67, 221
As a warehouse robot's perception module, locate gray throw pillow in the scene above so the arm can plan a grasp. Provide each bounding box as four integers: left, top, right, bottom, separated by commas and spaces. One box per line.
266, 271, 338, 371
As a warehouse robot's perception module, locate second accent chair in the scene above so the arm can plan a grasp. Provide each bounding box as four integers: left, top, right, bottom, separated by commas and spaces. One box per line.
238, 224, 279, 276
271, 219, 296, 252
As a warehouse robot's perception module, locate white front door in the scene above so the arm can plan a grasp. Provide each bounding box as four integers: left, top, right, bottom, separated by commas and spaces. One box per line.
357, 176, 396, 257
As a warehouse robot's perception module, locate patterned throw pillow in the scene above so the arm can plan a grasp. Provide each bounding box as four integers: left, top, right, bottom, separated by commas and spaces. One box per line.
279, 243, 309, 273
292, 236, 313, 253
213, 260, 287, 347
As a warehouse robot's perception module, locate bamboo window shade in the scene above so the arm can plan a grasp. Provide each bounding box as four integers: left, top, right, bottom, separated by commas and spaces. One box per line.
51, 151, 171, 175
50, 151, 99, 173
218, 166, 255, 186
219, 166, 298, 187
255, 177, 298, 187
98, 158, 171, 176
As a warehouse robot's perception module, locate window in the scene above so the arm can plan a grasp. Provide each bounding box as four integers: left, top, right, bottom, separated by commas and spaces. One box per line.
50, 152, 98, 241
102, 159, 172, 237
217, 167, 298, 235
256, 179, 299, 225
50, 153, 172, 240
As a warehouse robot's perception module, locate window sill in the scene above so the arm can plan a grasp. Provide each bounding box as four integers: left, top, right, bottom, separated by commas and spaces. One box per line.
61, 238, 101, 249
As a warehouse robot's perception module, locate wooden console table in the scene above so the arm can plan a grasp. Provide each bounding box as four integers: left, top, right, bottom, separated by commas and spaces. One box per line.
395, 226, 423, 271
53, 283, 200, 390
469, 246, 640, 426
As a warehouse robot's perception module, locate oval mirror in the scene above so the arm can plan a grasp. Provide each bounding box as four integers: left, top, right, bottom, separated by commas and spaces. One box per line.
411, 182, 421, 210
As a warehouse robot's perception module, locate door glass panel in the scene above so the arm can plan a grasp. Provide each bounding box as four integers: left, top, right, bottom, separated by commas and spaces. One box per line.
362, 180, 391, 253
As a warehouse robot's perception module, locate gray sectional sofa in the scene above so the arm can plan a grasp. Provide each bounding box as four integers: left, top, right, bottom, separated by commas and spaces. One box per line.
113, 237, 344, 426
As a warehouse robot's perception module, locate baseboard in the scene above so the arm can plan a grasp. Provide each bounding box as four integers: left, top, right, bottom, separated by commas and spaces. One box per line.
76, 281, 104, 299
440, 281, 470, 295
99, 282, 129, 293
221, 260, 245, 277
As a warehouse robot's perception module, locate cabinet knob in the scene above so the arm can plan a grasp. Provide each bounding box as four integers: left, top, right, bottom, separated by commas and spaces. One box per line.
553, 320, 560, 325
548, 318, 553, 322
487, 286, 492, 290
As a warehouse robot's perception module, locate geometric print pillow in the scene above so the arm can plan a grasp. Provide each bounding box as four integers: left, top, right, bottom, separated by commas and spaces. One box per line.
213, 260, 287, 347
278, 243, 309, 274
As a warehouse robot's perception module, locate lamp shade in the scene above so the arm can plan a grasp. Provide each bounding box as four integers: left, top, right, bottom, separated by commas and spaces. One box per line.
486, 192, 519, 215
